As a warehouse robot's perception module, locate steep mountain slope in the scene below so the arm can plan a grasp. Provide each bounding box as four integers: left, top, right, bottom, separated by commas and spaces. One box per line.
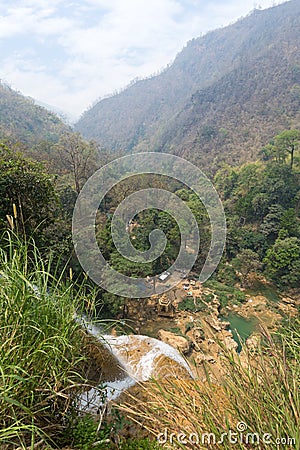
153, 34, 300, 171
0, 82, 69, 147
76, 0, 300, 170
76, 21, 258, 150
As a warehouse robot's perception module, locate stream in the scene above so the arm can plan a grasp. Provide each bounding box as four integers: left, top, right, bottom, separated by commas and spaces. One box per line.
220, 281, 280, 351
76, 280, 282, 410
221, 313, 259, 352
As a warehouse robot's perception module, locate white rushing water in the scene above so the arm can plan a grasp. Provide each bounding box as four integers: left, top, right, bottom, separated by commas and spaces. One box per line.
78, 377, 136, 413
77, 318, 193, 412
101, 334, 193, 381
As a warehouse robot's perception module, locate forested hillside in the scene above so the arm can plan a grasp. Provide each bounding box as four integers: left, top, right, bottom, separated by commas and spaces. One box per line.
154, 41, 300, 172
76, 0, 300, 172
0, 82, 70, 148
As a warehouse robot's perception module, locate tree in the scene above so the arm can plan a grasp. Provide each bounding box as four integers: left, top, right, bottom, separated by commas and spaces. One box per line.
232, 249, 262, 287
264, 236, 300, 287
259, 204, 284, 242
54, 132, 98, 194
280, 208, 300, 238
0, 143, 75, 270
259, 143, 277, 162
274, 130, 300, 170
0, 145, 58, 240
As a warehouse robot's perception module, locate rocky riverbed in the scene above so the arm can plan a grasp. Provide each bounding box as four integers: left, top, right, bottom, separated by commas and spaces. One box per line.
77, 280, 299, 443
116, 279, 300, 381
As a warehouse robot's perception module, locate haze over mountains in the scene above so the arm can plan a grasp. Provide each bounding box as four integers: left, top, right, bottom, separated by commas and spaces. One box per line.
75, 0, 300, 172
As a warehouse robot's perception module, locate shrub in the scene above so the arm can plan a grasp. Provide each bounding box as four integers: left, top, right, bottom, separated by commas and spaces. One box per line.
178, 296, 207, 313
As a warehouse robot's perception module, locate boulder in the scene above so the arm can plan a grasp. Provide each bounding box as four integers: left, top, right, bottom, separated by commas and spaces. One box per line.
223, 335, 238, 351
158, 329, 190, 354
220, 320, 230, 330
246, 334, 260, 351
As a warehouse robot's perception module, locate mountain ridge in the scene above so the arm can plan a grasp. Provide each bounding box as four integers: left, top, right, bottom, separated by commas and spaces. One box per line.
0, 81, 70, 147
75, 0, 300, 171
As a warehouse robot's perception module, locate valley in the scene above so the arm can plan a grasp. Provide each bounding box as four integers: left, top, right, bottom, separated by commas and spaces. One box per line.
0, 1, 299, 448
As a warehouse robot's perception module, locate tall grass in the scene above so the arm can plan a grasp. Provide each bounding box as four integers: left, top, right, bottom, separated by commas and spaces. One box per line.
119, 322, 300, 449
0, 234, 88, 449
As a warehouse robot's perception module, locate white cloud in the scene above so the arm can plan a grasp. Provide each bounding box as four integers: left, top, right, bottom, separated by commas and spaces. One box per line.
0, 0, 287, 121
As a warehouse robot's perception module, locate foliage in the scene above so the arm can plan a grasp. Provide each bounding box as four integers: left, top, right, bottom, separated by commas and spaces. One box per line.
0, 145, 58, 237
215, 262, 238, 285
185, 321, 195, 333
214, 147, 300, 286
178, 296, 208, 313
0, 82, 68, 148
232, 249, 262, 286
204, 280, 246, 307
273, 129, 300, 169
0, 145, 75, 272
66, 410, 162, 449
54, 131, 99, 193
95, 185, 210, 297
0, 236, 88, 448
68, 414, 110, 450
264, 235, 300, 287
118, 438, 162, 449
100, 292, 127, 318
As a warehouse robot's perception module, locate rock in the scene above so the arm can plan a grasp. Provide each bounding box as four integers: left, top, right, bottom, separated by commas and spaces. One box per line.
281, 297, 295, 305
158, 329, 190, 355
246, 334, 260, 351
204, 315, 222, 332
220, 320, 230, 330
195, 353, 216, 364
102, 334, 193, 380
278, 302, 298, 317
211, 297, 220, 307
192, 329, 205, 342
223, 335, 238, 351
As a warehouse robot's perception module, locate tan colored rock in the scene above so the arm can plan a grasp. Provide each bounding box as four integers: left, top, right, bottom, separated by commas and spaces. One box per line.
195, 352, 216, 364
102, 334, 193, 380
210, 307, 220, 316
246, 334, 260, 351
278, 302, 298, 317
223, 335, 238, 351
158, 329, 190, 354
204, 315, 222, 332
220, 320, 230, 330
281, 297, 295, 305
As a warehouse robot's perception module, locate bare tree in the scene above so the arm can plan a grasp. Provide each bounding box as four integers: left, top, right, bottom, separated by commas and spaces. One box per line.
55, 132, 98, 193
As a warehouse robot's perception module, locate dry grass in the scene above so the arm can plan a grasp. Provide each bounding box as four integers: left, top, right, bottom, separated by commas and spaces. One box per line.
117, 324, 300, 449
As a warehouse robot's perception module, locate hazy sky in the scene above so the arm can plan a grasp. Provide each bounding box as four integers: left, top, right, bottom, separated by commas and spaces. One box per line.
0, 0, 286, 122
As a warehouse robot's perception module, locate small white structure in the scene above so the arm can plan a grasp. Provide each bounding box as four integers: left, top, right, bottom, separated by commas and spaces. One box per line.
158, 271, 170, 281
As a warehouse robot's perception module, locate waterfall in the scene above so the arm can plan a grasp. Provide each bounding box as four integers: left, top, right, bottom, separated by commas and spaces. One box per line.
77, 317, 193, 412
